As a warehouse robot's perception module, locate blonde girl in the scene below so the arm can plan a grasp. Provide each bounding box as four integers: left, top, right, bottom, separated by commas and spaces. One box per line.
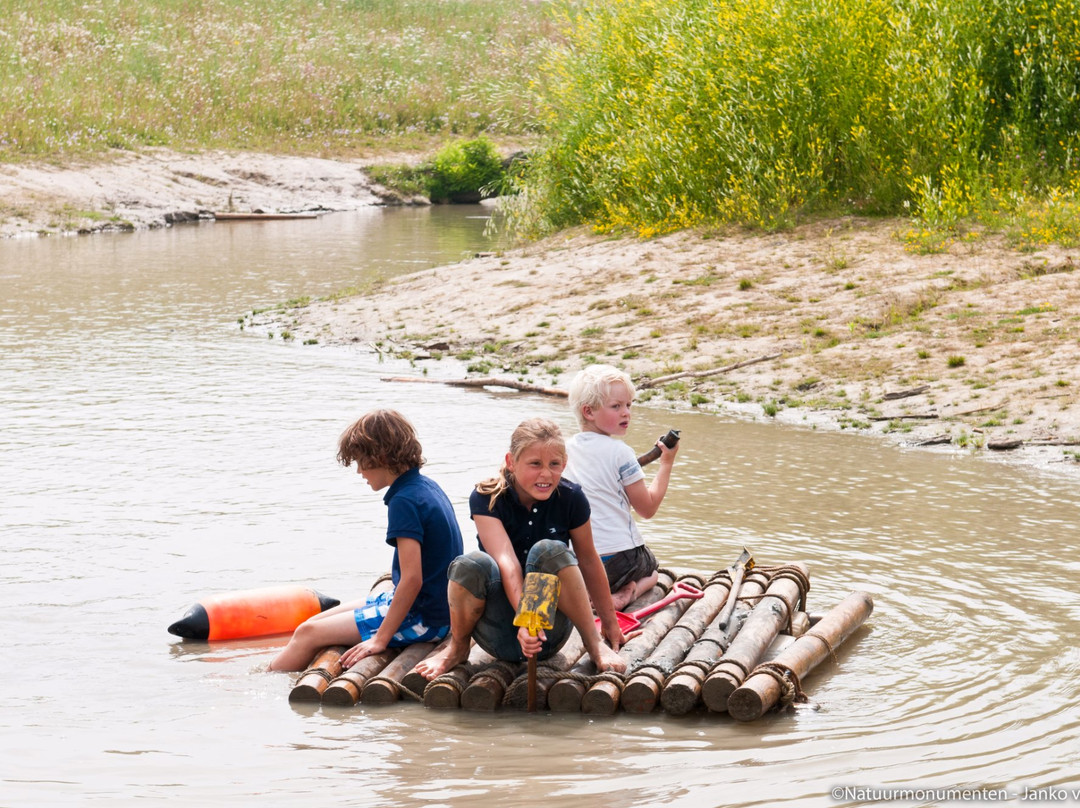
415, 417, 626, 680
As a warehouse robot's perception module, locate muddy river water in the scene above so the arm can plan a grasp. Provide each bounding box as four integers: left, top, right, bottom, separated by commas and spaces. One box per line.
1, 207, 1078, 807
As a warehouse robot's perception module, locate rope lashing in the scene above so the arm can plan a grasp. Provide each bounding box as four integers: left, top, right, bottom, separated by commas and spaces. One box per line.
747, 661, 807, 707
664, 658, 713, 687
801, 630, 839, 664
297, 666, 336, 685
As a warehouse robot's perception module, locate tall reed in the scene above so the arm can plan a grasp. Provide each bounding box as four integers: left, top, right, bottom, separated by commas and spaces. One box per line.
511, 0, 1080, 237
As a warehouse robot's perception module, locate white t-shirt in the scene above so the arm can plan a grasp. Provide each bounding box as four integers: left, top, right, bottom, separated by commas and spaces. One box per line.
564, 431, 645, 555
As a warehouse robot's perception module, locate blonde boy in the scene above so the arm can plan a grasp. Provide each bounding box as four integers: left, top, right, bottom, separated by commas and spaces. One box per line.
564, 365, 678, 611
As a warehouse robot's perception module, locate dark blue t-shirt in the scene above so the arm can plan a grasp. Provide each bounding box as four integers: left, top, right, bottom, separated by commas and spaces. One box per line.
468, 479, 591, 569
383, 467, 464, 626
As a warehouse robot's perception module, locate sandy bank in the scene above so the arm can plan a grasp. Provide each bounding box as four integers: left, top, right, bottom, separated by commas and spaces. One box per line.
257, 218, 1080, 476
0, 147, 400, 237
3, 149, 1078, 475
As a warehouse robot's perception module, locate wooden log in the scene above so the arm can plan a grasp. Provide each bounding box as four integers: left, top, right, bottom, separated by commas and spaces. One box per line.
303, 574, 395, 705
727, 590, 874, 722
503, 630, 586, 710
660, 567, 771, 716
582, 575, 699, 715
360, 641, 438, 705
423, 644, 494, 711
461, 660, 522, 712
621, 576, 731, 713
546, 657, 594, 713
789, 611, 810, 637
714, 551, 754, 631
321, 649, 399, 706
547, 571, 675, 713
701, 563, 810, 713
288, 646, 348, 703
400, 637, 452, 699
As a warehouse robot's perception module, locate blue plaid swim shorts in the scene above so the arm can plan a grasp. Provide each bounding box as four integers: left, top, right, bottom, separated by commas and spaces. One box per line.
353, 588, 449, 647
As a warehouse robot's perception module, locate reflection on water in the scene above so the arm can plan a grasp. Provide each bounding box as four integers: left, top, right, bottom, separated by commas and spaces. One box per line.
1, 207, 1079, 806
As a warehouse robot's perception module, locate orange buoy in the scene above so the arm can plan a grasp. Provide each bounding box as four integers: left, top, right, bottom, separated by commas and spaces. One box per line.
168, 585, 340, 640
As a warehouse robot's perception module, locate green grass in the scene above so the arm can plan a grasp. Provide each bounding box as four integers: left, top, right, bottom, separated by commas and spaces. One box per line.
0, 0, 557, 160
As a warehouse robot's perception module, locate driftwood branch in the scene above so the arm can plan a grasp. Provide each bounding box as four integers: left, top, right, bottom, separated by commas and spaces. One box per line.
870, 413, 938, 422
911, 434, 953, 446
638, 353, 782, 389
954, 403, 1007, 417
883, 385, 930, 401
989, 437, 1080, 451
381, 376, 568, 397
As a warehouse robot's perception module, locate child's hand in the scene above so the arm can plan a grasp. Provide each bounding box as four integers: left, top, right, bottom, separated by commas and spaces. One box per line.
598, 616, 627, 652
339, 636, 389, 668
657, 437, 679, 465
517, 625, 546, 659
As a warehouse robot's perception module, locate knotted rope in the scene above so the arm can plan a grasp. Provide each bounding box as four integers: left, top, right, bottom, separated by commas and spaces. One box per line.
746, 661, 806, 707
296, 665, 336, 685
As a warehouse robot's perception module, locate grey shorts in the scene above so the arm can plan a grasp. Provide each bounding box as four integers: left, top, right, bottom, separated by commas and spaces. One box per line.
448, 540, 576, 662
602, 544, 659, 592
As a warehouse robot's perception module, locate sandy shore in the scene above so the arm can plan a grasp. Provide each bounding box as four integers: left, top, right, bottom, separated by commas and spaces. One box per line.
4, 149, 1079, 475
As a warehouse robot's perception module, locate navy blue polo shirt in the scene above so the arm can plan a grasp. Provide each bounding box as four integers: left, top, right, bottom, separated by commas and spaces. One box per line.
468, 479, 591, 568
383, 467, 464, 626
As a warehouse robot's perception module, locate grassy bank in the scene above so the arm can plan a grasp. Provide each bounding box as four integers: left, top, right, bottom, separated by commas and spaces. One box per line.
510, 0, 1080, 251
0, 0, 555, 160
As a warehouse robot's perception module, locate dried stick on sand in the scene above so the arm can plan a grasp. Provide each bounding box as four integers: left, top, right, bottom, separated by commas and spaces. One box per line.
637, 353, 782, 389
381, 376, 568, 397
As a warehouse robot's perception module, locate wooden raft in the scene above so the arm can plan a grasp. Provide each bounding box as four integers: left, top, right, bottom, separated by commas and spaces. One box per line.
288, 553, 873, 720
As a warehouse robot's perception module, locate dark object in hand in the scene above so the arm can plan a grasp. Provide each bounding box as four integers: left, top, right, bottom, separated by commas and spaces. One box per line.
636, 429, 681, 466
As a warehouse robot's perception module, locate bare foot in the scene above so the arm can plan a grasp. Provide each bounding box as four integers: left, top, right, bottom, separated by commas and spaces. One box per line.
414, 637, 471, 680
590, 641, 627, 674
610, 582, 637, 612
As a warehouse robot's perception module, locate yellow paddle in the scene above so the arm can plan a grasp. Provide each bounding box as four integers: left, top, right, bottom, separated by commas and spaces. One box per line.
514, 572, 560, 712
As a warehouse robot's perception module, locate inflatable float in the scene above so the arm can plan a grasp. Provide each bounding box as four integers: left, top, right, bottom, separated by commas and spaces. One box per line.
168, 585, 340, 640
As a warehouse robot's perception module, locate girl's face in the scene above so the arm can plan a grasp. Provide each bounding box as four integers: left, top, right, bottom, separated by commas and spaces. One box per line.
582, 382, 633, 436
506, 441, 565, 508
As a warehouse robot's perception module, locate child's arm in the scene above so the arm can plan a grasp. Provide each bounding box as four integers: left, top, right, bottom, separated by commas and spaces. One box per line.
569, 522, 626, 651
625, 439, 679, 519
341, 537, 423, 664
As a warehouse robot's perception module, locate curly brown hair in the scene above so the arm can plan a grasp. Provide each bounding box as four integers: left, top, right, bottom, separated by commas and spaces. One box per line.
337, 409, 424, 474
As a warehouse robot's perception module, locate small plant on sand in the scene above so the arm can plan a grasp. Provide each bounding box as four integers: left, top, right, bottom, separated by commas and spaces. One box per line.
947, 355, 966, 368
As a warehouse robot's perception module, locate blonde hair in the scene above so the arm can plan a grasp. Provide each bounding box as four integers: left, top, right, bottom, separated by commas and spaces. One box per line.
568, 364, 636, 429
337, 409, 424, 474
475, 417, 567, 510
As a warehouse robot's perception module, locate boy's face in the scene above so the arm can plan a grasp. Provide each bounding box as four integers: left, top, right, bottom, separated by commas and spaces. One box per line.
582, 382, 633, 437
356, 463, 397, 492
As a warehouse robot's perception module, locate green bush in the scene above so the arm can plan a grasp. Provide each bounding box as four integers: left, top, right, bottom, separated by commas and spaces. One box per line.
426, 137, 507, 202
509, 0, 1080, 238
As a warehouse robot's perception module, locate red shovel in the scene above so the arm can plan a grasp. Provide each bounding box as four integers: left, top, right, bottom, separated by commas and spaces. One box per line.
597, 580, 705, 633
